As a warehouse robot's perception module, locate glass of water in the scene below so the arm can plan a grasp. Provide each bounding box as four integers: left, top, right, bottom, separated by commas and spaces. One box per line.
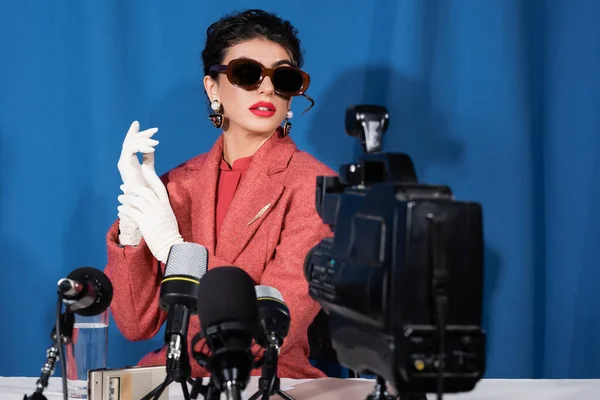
65, 308, 109, 399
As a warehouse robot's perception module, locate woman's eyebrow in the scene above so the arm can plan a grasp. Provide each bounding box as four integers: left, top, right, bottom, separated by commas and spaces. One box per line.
272, 59, 293, 67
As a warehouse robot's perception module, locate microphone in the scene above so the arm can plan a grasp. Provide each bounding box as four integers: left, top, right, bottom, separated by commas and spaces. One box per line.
141, 245, 208, 400
254, 286, 290, 349
160, 242, 208, 379
58, 267, 113, 316
194, 266, 260, 400
25, 267, 113, 400
249, 286, 294, 400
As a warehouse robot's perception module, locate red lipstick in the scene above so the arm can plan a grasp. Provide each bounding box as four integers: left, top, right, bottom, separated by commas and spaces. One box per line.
249, 101, 276, 117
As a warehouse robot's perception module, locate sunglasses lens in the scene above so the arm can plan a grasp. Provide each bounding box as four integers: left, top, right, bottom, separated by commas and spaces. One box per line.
273, 68, 304, 94
230, 61, 263, 87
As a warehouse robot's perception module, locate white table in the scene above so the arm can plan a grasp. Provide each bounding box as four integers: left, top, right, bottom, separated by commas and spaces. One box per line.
4, 376, 600, 399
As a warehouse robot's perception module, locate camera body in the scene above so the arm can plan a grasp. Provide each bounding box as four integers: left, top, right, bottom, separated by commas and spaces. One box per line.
304, 105, 486, 395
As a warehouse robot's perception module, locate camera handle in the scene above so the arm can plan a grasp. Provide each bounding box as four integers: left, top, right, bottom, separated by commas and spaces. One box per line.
345, 105, 389, 154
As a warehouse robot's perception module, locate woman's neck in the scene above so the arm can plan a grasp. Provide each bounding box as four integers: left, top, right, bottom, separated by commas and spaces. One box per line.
221, 127, 276, 164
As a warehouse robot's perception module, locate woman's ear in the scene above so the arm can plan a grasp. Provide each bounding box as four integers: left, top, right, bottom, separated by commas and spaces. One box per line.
203, 75, 218, 101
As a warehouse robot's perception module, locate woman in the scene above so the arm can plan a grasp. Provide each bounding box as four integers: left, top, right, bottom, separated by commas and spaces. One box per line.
104, 9, 335, 379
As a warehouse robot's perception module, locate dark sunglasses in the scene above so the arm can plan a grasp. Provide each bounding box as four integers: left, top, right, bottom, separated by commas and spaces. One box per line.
209, 58, 311, 97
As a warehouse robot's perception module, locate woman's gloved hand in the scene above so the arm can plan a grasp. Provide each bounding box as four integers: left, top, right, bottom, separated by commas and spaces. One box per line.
117, 164, 184, 263
116, 121, 159, 246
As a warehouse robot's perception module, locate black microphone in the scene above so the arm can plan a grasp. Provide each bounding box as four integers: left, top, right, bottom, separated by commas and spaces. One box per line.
25, 267, 112, 400
254, 286, 290, 349
195, 266, 260, 400
58, 267, 113, 316
160, 242, 208, 379
249, 286, 294, 400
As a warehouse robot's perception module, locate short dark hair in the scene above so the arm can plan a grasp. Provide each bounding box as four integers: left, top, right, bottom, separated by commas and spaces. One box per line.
201, 9, 304, 77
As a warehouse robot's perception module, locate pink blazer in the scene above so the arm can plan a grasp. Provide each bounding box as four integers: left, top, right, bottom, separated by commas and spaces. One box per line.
104, 132, 337, 379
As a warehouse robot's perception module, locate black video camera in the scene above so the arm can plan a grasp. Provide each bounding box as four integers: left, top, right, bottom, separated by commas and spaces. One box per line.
304, 105, 486, 399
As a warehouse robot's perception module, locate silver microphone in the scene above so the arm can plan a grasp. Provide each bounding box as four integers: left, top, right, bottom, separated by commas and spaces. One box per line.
255, 285, 290, 349
160, 242, 208, 370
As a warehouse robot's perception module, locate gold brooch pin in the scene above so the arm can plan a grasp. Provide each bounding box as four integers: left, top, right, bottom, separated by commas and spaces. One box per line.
247, 203, 271, 226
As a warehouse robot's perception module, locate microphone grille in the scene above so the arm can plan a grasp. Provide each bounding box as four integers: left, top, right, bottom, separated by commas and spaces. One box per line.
255, 285, 285, 303
164, 242, 208, 280
197, 266, 259, 334
66, 267, 113, 317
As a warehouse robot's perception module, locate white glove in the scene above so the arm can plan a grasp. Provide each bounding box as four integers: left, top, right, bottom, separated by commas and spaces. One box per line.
117, 213, 143, 246
117, 164, 183, 263
117, 121, 159, 246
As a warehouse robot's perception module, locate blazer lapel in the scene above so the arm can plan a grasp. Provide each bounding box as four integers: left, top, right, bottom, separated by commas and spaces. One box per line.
216, 168, 284, 262
215, 132, 296, 263
186, 136, 223, 255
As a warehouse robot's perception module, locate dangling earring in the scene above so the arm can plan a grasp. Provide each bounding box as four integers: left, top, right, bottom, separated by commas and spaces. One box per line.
279, 110, 293, 137
209, 99, 223, 128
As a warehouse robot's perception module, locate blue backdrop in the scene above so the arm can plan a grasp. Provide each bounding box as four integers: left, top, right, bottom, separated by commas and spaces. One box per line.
1, 0, 599, 379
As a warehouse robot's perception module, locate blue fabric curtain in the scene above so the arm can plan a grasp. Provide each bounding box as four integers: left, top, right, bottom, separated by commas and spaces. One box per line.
1, 0, 598, 379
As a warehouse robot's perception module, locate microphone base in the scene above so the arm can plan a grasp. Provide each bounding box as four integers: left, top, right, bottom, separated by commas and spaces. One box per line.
23, 394, 48, 400
24, 312, 75, 400
366, 376, 426, 400
224, 381, 243, 400
189, 378, 245, 400
248, 340, 294, 400
141, 337, 193, 400
248, 376, 294, 400
190, 376, 221, 400
141, 376, 195, 400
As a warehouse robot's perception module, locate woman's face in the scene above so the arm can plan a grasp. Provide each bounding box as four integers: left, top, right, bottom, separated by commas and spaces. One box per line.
204, 39, 293, 136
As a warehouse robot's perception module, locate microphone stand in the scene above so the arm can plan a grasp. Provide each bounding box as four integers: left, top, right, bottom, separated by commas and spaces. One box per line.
188, 332, 221, 400
249, 337, 294, 400
168, 334, 193, 400
24, 312, 74, 400
190, 375, 220, 400
141, 333, 193, 400
189, 369, 245, 400
189, 324, 255, 400
366, 376, 397, 400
